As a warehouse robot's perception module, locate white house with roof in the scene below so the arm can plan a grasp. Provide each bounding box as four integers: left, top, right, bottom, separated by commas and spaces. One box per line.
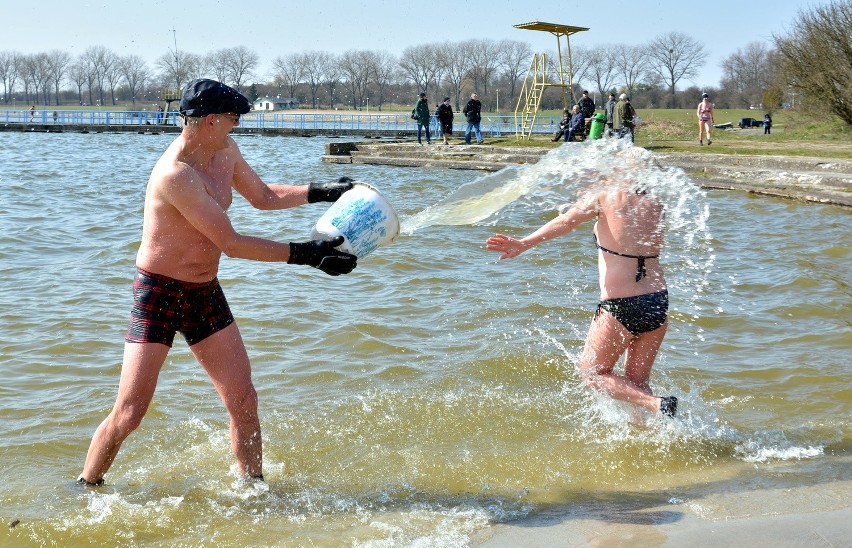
253, 96, 300, 111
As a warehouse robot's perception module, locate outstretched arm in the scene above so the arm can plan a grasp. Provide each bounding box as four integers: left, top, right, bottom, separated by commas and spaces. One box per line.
486, 200, 598, 260
230, 142, 353, 210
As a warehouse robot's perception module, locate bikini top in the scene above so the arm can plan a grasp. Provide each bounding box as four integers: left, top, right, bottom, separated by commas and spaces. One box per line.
594, 234, 659, 282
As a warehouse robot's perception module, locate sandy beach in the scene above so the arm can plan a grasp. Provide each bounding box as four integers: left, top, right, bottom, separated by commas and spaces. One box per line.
474, 455, 852, 546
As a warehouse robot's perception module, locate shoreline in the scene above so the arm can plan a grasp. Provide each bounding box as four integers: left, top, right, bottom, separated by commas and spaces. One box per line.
473, 455, 852, 546
323, 141, 852, 209
3, 123, 849, 208
475, 505, 852, 546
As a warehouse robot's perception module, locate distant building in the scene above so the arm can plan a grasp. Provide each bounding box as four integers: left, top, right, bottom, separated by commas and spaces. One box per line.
252, 96, 300, 111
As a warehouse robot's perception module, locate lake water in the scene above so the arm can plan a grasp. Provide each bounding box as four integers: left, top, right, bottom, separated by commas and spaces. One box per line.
0, 132, 849, 546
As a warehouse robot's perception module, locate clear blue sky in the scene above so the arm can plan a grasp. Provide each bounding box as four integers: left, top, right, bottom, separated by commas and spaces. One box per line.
4, 0, 816, 90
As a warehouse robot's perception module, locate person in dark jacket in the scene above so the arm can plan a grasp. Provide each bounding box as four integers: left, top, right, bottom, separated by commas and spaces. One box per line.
462, 92, 483, 145
613, 93, 636, 142
577, 90, 595, 119
551, 107, 572, 142
763, 113, 772, 135
565, 105, 586, 142
436, 96, 454, 145
413, 92, 431, 145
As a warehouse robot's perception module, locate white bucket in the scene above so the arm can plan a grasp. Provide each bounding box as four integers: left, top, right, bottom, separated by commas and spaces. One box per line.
310, 181, 400, 258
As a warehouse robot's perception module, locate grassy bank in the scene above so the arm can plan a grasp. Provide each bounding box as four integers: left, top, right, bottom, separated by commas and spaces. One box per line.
4, 104, 849, 159
484, 108, 852, 159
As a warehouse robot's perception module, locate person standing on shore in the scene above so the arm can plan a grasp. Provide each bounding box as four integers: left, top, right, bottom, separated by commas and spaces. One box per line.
29, 105, 35, 123
697, 93, 714, 145
577, 90, 595, 119
463, 92, 483, 145
485, 176, 677, 418
605, 92, 617, 136
413, 92, 432, 145
613, 94, 636, 143
436, 96, 454, 145
763, 113, 772, 135
77, 78, 357, 486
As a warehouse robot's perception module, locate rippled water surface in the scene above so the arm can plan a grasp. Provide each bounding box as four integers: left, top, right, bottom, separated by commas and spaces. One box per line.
0, 132, 849, 546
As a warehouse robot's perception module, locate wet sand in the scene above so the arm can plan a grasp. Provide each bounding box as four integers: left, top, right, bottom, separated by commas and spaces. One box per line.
474, 457, 852, 546
476, 506, 851, 546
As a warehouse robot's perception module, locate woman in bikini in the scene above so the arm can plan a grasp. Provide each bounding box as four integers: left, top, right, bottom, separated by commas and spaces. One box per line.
486, 179, 677, 417
697, 93, 714, 145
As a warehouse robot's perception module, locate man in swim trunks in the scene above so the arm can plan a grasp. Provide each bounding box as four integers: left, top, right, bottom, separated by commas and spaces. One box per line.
486, 177, 677, 417
78, 79, 358, 486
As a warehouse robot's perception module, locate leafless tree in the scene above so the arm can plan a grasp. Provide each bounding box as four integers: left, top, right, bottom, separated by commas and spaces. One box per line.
720, 42, 773, 108
207, 51, 229, 87
208, 46, 258, 92
103, 51, 123, 105
399, 44, 440, 96
45, 50, 71, 105
646, 32, 706, 107
339, 49, 376, 109
80, 46, 117, 106
435, 41, 471, 110
465, 38, 500, 95
300, 51, 328, 109
774, 0, 852, 124
22, 53, 52, 105
612, 44, 648, 97
0, 51, 22, 103
320, 53, 341, 109
586, 44, 619, 107
17, 54, 36, 104
271, 53, 304, 99
371, 50, 398, 110
156, 49, 202, 94
67, 61, 87, 105
497, 39, 532, 109
119, 54, 150, 105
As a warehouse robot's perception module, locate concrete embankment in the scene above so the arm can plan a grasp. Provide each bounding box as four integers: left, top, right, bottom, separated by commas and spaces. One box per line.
323, 141, 852, 208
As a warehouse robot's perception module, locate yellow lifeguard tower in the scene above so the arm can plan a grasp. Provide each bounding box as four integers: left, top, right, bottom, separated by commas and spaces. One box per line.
513, 21, 589, 140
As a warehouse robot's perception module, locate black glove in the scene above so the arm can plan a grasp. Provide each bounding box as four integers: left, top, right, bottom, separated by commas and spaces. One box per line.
308, 177, 354, 203
288, 236, 357, 276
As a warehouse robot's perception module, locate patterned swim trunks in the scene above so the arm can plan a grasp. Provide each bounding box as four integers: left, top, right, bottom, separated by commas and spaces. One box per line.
125, 268, 235, 347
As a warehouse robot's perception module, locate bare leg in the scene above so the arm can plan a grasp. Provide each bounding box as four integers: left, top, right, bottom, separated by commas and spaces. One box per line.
578, 311, 663, 413
190, 323, 262, 478
80, 342, 170, 483
623, 320, 668, 393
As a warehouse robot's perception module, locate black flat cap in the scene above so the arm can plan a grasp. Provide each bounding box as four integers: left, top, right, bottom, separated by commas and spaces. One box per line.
179, 79, 251, 117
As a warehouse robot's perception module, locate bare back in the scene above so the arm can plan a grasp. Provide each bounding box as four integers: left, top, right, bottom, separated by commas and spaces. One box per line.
593, 191, 666, 300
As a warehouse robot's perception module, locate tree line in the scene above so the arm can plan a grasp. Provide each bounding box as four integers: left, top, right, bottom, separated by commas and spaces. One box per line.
1, 2, 848, 124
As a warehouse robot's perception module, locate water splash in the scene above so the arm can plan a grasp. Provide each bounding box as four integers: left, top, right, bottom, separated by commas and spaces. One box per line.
402, 138, 714, 320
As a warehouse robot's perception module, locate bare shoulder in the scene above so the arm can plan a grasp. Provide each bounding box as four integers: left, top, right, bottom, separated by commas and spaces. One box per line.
575, 189, 602, 214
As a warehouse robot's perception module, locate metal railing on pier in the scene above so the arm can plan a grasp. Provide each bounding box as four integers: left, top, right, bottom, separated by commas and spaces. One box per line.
0, 109, 563, 137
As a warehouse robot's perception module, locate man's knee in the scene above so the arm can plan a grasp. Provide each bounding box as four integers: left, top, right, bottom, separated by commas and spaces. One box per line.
110, 403, 148, 436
